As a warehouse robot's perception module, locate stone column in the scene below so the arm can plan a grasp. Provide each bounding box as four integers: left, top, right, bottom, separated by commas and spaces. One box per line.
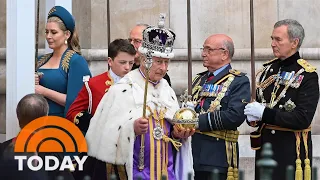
6, 0, 35, 140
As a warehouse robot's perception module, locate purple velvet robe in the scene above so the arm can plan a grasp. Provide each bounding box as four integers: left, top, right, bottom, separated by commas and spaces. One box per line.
133, 118, 175, 180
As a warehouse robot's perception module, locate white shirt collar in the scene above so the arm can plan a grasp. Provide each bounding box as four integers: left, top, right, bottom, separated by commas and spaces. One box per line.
109, 69, 122, 83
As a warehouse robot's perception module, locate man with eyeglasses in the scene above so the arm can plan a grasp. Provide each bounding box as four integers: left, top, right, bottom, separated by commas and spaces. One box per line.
190, 34, 250, 180
128, 23, 172, 86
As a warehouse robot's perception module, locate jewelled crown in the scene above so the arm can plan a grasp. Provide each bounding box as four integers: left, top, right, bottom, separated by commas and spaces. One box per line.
138, 13, 176, 59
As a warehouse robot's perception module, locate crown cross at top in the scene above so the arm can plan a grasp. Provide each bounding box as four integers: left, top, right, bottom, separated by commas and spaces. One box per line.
180, 90, 192, 105
158, 13, 166, 28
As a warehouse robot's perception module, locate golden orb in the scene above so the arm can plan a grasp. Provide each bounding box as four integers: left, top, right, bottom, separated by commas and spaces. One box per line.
173, 107, 198, 129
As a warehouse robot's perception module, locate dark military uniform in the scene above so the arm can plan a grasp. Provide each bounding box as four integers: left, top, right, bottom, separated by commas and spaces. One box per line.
250, 52, 319, 180
191, 64, 251, 180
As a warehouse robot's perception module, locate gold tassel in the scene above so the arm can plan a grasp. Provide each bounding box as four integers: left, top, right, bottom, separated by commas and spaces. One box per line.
295, 159, 303, 180
302, 131, 311, 180
232, 142, 238, 180
233, 168, 238, 180
225, 141, 234, 180
295, 132, 303, 180
227, 167, 234, 180
304, 159, 311, 180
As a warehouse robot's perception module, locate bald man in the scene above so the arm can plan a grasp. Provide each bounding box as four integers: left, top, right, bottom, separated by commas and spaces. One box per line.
128, 24, 172, 86
190, 34, 250, 180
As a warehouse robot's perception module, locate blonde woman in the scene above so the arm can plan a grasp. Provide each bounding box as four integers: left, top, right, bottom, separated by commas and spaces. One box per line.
35, 6, 91, 117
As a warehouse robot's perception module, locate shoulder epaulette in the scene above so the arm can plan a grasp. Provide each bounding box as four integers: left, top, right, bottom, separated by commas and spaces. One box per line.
83, 75, 90, 83
37, 53, 52, 69
229, 69, 245, 76
263, 58, 278, 66
192, 71, 207, 84
197, 71, 208, 76
297, 59, 317, 73
61, 50, 76, 73
192, 74, 201, 84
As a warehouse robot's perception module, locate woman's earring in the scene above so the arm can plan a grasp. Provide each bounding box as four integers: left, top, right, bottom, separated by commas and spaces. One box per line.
64, 40, 67, 45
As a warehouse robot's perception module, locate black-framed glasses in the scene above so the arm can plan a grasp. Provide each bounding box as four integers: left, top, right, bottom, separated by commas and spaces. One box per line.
200, 47, 225, 54
128, 38, 142, 44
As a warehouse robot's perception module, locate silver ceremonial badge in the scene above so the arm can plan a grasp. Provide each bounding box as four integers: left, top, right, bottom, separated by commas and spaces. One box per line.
284, 99, 296, 112
153, 126, 164, 140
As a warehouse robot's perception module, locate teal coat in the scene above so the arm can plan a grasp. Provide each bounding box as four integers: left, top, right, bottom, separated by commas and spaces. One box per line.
37, 49, 91, 117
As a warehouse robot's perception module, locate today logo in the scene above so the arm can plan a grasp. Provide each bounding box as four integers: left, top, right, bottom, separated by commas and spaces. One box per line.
14, 116, 88, 171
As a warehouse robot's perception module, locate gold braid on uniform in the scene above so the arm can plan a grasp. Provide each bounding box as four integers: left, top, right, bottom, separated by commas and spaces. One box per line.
255, 66, 266, 78
73, 112, 83, 124
255, 58, 278, 87
297, 59, 317, 73
226, 141, 234, 180
265, 125, 311, 180
256, 64, 276, 90
62, 50, 76, 73
191, 74, 205, 103
295, 132, 303, 180
302, 131, 311, 180
232, 142, 238, 180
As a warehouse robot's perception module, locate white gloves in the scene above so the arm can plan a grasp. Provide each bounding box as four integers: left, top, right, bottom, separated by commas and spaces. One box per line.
244, 102, 266, 121
246, 115, 260, 122
182, 101, 195, 109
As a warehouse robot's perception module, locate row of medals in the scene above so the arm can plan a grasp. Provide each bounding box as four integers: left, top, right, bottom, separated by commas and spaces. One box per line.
259, 68, 297, 110
199, 76, 235, 114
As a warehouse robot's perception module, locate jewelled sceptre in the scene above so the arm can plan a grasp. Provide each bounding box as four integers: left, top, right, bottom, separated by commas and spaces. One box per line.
138, 49, 153, 171
35, 0, 40, 70
35, 0, 44, 79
